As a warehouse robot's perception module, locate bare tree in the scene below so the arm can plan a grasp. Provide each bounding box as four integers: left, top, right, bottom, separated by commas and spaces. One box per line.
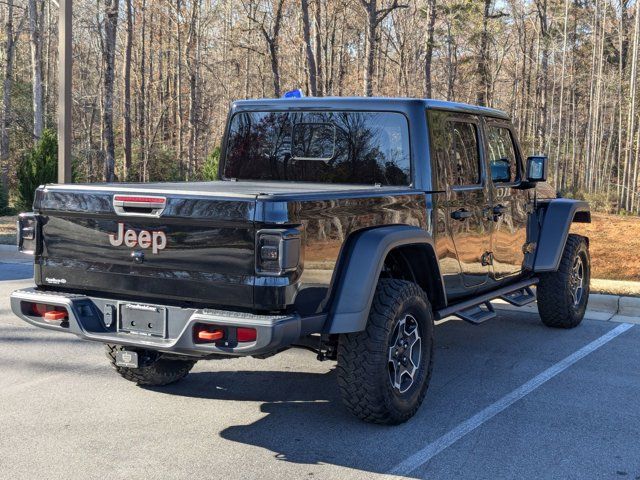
625, 1, 640, 210
476, 0, 507, 106
301, 0, 318, 96
422, 0, 436, 98
553, 0, 570, 188
314, 0, 323, 95
101, 0, 120, 182
122, 0, 133, 180
535, 0, 550, 150
186, 0, 201, 179
27, 0, 44, 141
245, 0, 286, 97
359, 0, 407, 96
1, 0, 26, 195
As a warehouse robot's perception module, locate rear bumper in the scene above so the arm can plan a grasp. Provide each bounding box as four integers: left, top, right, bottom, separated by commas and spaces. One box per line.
10, 288, 325, 358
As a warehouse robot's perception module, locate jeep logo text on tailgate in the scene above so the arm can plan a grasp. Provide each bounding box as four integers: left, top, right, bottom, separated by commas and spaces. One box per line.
109, 223, 167, 254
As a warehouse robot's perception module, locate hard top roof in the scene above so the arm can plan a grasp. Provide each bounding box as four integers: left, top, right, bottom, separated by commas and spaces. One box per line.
231, 96, 511, 121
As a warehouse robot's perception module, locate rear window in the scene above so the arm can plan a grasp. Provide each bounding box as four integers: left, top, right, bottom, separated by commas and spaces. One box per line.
223, 111, 411, 185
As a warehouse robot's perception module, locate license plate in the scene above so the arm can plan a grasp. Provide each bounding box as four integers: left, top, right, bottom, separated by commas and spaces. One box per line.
119, 303, 167, 337
115, 350, 139, 368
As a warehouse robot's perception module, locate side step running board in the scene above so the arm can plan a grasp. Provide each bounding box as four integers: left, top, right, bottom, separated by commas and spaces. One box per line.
435, 278, 539, 325
455, 301, 496, 324
500, 286, 536, 307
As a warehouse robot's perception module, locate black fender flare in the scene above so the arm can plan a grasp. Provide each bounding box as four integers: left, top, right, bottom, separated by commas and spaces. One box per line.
324, 225, 444, 334
533, 198, 591, 273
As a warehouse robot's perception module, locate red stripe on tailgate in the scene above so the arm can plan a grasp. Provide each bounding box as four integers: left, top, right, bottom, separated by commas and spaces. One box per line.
113, 196, 166, 204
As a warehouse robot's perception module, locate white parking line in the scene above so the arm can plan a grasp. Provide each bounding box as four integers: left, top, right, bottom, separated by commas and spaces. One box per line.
388, 322, 634, 476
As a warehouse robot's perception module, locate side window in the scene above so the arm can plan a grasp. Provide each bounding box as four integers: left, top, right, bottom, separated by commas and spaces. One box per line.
428, 111, 481, 190
447, 121, 481, 186
486, 126, 518, 183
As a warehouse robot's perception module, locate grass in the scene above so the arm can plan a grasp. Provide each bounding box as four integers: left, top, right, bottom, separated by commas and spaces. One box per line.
571, 213, 640, 282
0, 215, 16, 245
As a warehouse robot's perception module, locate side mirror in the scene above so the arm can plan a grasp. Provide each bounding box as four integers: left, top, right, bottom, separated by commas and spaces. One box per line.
490, 159, 511, 183
526, 155, 548, 183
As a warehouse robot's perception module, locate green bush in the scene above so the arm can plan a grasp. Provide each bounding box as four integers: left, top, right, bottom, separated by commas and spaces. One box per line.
582, 192, 616, 214
0, 186, 13, 215
200, 146, 221, 181
564, 189, 617, 214
147, 146, 182, 182
16, 129, 57, 211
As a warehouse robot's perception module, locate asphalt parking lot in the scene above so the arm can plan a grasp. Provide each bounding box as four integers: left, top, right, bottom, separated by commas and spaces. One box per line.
1, 263, 639, 479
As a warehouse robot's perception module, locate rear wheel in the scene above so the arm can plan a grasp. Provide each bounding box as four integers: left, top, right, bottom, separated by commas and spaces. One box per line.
105, 344, 196, 386
336, 279, 434, 425
537, 234, 590, 329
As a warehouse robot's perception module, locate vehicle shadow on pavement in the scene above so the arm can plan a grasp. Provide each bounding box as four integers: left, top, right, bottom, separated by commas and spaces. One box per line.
145, 315, 610, 478
154, 368, 407, 476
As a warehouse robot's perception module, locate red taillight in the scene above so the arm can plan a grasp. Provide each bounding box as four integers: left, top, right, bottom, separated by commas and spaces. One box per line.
32, 303, 49, 316
30, 303, 68, 322
237, 327, 257, 343
198, 330, 224, 341
194, 324, 225, 343
44, 311, 68, 321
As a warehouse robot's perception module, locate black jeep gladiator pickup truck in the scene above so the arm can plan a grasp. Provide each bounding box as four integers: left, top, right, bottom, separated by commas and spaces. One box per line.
11, 97, 591, 424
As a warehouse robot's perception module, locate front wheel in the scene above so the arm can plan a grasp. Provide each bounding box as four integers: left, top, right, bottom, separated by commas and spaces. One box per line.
105, 344, 197, 386
537, 234, 590, 329
336, 279, 434, 425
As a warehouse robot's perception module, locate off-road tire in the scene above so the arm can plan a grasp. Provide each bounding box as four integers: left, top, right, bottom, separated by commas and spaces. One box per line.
105, 344, 196, 386
537, 234, 590, 329
336, 279, 434, 425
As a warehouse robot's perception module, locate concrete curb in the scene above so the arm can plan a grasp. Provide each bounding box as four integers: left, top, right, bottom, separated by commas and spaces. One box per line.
493, 293, 640, 325
619, 296, 640, 317
588, 294, 620, 313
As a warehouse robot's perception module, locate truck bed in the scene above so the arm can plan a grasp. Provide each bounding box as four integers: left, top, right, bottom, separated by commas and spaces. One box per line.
32, 180, 427, 312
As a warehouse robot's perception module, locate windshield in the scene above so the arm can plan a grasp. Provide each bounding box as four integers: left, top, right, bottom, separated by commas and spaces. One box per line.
223, 111, 411, 185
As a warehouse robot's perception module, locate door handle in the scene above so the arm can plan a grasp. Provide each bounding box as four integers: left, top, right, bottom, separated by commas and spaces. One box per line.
451, 209, 472, 221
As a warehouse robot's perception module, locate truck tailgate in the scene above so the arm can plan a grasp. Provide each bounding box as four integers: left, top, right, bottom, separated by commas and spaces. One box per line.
33, 185, 257, 308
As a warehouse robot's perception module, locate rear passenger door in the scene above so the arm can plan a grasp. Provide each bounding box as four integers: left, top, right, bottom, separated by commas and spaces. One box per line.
484, 118, 528, 281
429, 110, 493, 299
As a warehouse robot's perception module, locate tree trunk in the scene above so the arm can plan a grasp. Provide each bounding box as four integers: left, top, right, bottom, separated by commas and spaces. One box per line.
627, 4, 640, 211
122, 0, 133, 180
553, 0, 570, 187
27, 0, 44, 141
270, 0, 285, 97
363, 0, 377, 97
617, 0, 629, 205
423, 0, 436, 98
1, 0, 24, 195
268, 40, 281, 97
476, 0, 491, 106
176, 0, 185, 176
102, 0, 119, 182
248, 0, 284, 98
301, 0, 318, 96
314, 0, 323, 96
186, 0, 201, 180
623, 0, 640, 211
445, 19, 454, 100
360, 0, 406, 97
536, 0, 549, 151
